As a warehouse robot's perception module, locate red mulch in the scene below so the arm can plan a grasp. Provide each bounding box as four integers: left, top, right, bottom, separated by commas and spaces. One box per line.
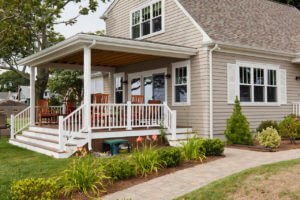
228, 139, 300, 152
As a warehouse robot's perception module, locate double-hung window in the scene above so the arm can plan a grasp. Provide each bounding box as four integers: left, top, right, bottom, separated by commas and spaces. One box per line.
114, 73, 125, 104
239, 64, 278, 104
131, 1, 163, 39
172, 60, 191, 106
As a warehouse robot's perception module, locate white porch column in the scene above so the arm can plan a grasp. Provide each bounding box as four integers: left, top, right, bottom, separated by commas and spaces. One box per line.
30, 66, 36, 125
83, 46, 92, 150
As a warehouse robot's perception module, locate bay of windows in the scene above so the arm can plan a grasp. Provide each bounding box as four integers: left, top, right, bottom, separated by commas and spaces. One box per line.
239, 66, 277, 103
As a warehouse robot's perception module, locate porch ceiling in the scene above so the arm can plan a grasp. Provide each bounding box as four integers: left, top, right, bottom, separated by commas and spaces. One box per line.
18, 34, 198, 67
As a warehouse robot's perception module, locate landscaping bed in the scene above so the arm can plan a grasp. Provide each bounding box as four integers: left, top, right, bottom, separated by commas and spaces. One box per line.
228, 139, 300, 152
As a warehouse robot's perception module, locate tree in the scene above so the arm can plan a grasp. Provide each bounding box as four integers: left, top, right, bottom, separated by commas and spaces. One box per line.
0, 70, 29, 92
273, 0, 300, 9
48, 70, 83, 103
224, 97, 253, 145
0, 0, 107, 98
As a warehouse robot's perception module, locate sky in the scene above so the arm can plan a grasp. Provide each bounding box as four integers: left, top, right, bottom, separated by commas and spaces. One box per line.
54, 0, 112, 38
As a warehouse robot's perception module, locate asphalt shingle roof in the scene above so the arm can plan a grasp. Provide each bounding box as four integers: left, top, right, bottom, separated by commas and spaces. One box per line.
178, 0, 300, 53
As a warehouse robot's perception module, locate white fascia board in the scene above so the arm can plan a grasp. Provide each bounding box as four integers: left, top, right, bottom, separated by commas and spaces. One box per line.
173, 0, 212, 43
101, 0, 120, 20
18, 34, 198, 67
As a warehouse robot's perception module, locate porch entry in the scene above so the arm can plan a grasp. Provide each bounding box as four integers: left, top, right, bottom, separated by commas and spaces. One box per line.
128, 68, 167, 104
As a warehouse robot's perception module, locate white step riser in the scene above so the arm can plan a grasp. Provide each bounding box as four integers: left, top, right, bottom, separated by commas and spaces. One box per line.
23, 131, 58, 141
176, 128, 193, 134
16, 135, 59, 149
166, 134, 193, 141
9, 140, 69, 159
29, 127, 58, 135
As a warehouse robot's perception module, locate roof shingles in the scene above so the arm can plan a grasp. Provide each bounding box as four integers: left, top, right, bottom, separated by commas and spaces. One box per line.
178, 0, 300, 53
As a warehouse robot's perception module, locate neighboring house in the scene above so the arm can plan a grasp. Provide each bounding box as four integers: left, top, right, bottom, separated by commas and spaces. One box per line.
9, 0, 300, 158
0, 92, 15, 101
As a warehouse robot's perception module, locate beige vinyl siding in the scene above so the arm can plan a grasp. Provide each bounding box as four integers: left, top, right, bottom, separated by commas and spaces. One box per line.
105, 0, 210, 135
212, 51, 300, 136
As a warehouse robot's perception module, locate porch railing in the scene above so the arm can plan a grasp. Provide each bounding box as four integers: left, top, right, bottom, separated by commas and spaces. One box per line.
293, 102, 300, 116
163, 102, 177, 140
10, 106, 31, 139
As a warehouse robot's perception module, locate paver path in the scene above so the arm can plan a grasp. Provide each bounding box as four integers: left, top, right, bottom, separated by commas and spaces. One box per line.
103, 148, 300, 200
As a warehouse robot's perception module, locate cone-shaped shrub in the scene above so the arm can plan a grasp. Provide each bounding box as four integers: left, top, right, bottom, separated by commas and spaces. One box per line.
224, 97, 253, 145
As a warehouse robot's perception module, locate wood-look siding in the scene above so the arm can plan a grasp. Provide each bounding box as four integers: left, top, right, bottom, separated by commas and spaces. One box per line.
213, 51, 300, 136
105, 0, 210, 135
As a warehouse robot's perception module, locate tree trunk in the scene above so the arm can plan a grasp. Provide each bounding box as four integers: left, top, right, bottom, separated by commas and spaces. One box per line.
35, 67, 49, 99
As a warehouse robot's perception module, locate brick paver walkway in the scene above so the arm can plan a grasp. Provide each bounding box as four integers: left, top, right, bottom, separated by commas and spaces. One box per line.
103, 148, 300, 200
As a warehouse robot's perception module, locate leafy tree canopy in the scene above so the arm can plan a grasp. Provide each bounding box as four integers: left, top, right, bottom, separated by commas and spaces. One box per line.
0, 70, 29, 92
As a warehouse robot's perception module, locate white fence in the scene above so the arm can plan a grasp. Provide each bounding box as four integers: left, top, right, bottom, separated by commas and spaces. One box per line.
10, 106, 31, 139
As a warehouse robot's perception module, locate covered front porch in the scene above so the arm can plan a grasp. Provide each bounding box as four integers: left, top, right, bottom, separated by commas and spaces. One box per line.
10, 34, 197, 156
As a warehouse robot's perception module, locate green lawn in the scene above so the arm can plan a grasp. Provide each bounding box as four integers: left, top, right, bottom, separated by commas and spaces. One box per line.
177, 158, 300, 200
0, 138, 71, 200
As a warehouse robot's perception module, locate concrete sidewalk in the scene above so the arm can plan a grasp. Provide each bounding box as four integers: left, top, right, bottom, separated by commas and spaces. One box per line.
103, 148, 300, 200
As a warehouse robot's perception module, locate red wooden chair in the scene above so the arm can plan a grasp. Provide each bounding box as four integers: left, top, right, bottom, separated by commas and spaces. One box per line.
38, 99, 58, 126
65, 100, 76, 115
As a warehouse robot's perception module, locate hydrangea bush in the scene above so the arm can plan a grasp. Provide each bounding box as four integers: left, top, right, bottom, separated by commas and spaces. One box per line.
256, 127, 281, 149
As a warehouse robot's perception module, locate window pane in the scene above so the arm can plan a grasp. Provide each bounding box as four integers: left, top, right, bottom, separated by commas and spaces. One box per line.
254, 68, 264, 85
268, 70, 277, 86
175, 85, 187, 103
132, 25, 140, 39
175, 67, 187, 84
254, 86, 264, 102
142, 21, 150, 36
132, 11, 140, 25
115, 77, 123, 91
240, 85, 251, 102
131, 78, 141, 95
240, 67, 251, 84
153, 1, 162, 17
115, 91, 123, 104
267, 87, 277, 102
144, 76, 153, 103
152, 17, 162, 32
142, 6, 150, 21
153, 74, 165, 102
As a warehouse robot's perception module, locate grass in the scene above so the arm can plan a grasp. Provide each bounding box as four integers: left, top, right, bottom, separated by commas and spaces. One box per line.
0, 138, 71, 200
177, 158, 300, 200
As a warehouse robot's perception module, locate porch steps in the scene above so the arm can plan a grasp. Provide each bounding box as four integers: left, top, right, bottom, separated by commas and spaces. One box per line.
9, 126, 87, 159
166, 127, 198, 147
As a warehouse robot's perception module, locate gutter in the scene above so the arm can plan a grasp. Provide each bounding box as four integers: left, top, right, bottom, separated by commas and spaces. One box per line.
209, 44, 220, 139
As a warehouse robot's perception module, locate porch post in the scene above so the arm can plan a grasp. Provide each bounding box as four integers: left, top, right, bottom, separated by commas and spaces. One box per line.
30, 66, 36, 126
83, 46, 92, 150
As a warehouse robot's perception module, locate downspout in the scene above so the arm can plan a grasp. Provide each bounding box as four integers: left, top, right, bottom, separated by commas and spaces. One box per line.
209, 44, 220, 139
88, 39, 97, 48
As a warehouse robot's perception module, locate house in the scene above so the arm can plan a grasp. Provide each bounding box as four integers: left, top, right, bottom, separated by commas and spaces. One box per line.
9, 0, 300, 158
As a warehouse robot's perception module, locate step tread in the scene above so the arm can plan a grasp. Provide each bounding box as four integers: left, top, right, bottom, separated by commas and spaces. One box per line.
10, 139, 63, 153
17, 135, 58, 144
24, 130, 58, 136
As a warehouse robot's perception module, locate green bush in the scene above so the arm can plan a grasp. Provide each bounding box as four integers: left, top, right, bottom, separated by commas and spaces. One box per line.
256, 120, 279, 133
157, 147, 182, 168
203, 138, 225, 156
61, 157, 108, 197
133, 145, 162, 177
256, 127, 281, 149
11, 178, 59, 200
100, 157, 136, 181
224, 97, 253, 145
181, 136, 206, 161
279, 116, 299, 144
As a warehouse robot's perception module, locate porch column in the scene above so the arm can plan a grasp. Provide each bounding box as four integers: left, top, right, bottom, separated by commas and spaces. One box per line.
83, 46, 92, 150
30, 66, 36, 125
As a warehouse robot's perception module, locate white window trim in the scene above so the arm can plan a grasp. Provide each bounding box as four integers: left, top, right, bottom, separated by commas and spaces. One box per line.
114, 72, 125, 103
128, 68, 168, 103
172, 60, 191, 106
236, 61, 280, 106
129, 0, 165, 40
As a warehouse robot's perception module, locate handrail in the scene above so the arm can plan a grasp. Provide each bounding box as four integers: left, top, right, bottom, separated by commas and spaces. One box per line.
163, 102, 177, 140
58, 104, 85, 151
10, 106, 31, 139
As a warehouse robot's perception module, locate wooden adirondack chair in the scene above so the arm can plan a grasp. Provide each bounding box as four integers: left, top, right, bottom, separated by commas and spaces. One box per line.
38, 99, 58, 126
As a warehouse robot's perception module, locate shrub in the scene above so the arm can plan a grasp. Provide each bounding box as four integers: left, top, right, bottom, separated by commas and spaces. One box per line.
203, 138, 225, 156
11, 178, 59, 200
279, 116, 299, 144
224, 97, 253, 145
100, 157, 136, 181
256, 120, 279, 133
133, 144, 162, 177
157, 147, 182, 168
256, 127, 281, 149
181, 136, 206, 161
61, 157, 108, 197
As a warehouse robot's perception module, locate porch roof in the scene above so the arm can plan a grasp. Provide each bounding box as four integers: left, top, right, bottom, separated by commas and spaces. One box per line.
18, 34, 198, 68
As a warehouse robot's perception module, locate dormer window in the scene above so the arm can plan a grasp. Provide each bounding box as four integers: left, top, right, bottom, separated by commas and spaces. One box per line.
131, 1, 164, 39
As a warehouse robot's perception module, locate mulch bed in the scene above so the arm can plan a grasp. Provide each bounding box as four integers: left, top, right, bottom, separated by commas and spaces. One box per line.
66, 156, 225, 200
228, 139, 300, 152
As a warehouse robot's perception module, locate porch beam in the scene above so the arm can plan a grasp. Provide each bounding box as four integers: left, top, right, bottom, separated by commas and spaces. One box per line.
83, 46, 92, 150
30, 66, 36, 125
42, 63, 116, 73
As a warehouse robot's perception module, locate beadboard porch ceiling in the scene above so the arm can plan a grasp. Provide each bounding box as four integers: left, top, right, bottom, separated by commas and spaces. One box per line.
18, 33, 198, 69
